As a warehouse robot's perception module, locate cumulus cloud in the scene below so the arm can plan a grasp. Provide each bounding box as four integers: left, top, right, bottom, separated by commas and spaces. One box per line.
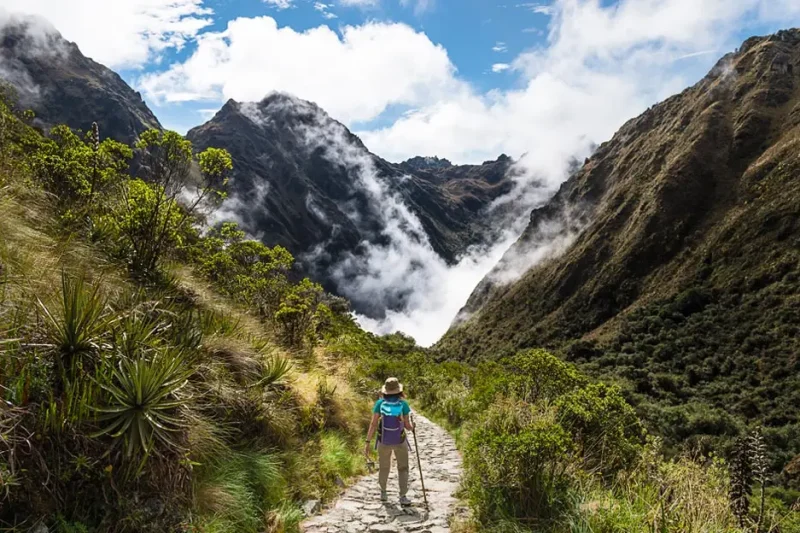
138, 17, 458, 124
358, 0, 800, 166
132, 0, 800, 167
492, 41, 507, 52
0, 0, 212, 69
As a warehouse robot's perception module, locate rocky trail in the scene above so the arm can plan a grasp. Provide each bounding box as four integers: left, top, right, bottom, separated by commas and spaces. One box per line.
301, 413, 463, 533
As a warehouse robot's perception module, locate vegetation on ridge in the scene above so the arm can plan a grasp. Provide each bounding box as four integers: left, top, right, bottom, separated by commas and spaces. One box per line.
353, 338, 800, 532
436, 28, 800, 491
0, 84, 369, 532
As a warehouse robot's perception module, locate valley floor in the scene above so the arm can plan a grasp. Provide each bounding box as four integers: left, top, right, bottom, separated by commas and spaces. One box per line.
301, 414, 462, 533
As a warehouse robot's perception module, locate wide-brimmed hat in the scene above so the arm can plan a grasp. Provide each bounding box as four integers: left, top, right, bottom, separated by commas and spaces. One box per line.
381, 377, 403, 395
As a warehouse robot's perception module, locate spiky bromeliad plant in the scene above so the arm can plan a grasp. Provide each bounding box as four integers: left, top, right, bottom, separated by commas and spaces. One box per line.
93, 350, 191, 467
37, 271, 110, 386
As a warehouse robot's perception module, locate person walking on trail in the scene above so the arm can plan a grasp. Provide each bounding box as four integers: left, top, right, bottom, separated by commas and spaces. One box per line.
365, 377, 415, 505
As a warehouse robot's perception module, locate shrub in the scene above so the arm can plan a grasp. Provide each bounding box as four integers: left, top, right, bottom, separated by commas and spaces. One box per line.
275, 278, 323, 347
557, 382, 644, 476
465, 399, 575, 524
111, 129, 232, 276
501, 349, 586, 404
26, 123, 131, 216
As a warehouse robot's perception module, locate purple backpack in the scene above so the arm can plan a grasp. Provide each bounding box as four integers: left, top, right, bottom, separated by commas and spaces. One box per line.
378, 399, 406, 446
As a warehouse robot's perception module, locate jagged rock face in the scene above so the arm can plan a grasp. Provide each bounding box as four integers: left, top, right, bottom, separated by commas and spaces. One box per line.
441, 29, 800, 360
0, 17, 160, 144
187, 94, 514, 315
398, 155, 453, 172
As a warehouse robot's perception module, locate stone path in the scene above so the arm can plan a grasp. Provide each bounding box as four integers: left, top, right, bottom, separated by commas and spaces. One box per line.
301, 413, 462, 533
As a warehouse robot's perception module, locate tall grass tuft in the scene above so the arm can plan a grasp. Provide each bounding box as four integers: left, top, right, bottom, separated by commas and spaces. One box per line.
319, 431, 362, 482
194, 450, 287, 533
37, 271, 110, 385
260, 355, 293, 388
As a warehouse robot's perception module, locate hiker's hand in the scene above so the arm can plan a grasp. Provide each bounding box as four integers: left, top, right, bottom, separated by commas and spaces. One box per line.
364, 441, 371, 458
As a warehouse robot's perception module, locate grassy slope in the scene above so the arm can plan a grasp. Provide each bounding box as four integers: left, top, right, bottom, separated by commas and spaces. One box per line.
0, 181, 370, 531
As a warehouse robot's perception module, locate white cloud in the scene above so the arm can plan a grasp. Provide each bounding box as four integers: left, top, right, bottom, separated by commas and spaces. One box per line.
313, 2, 338, 18
492, 63, 511, 72
263, 0, 294, 8
518, 2, 555, 15
0, 1, 212, 69
138, 17, 458, 124
492, 41, 507, 52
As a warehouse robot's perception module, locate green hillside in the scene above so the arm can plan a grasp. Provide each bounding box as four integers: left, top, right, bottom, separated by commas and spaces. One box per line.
438, 31, 800, 477
0, 85, 375, 531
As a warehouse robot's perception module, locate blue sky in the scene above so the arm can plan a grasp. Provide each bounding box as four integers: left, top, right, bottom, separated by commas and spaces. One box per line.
5, 0, 800, 163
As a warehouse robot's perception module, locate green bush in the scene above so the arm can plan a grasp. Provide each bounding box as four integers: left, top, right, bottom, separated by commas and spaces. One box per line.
501, 349, 586, 403
465, 399, 574, 524
557, 382, 644, 476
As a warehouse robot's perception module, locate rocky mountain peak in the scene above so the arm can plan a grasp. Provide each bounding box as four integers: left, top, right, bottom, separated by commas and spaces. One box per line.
0, 16, 160, 144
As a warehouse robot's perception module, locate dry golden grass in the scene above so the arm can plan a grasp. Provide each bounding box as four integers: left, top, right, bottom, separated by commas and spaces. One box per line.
204, 335, 264, 382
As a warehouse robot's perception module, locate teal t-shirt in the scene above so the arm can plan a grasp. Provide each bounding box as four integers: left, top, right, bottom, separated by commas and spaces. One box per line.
373, 398, 411, 415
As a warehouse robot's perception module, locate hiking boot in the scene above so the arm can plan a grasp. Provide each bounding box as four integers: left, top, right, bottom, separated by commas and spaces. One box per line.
399, 495, 411, 506
380, 490, 388, 502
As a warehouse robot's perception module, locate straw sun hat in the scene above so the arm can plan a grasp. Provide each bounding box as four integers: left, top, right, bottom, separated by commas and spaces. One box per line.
381, 377, 403, 395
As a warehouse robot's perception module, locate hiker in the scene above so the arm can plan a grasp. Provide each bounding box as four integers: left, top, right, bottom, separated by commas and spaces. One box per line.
365, 377, 415, 505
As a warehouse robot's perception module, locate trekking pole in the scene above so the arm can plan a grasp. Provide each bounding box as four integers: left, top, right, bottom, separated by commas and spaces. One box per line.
411, 414, 429, 509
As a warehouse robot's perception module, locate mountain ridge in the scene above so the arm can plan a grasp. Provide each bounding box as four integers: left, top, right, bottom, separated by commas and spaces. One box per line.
187, 93, 517, 316
436, 29, 800, 462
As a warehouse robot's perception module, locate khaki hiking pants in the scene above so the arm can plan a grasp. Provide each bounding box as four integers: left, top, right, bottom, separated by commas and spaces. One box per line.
377, 441, 409, 496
